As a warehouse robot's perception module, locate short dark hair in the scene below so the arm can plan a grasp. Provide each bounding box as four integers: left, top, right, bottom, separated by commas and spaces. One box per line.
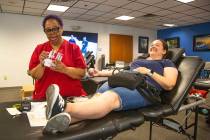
157, 39, 168, 58
42, 15, 63, 29
158, 39, 168, 52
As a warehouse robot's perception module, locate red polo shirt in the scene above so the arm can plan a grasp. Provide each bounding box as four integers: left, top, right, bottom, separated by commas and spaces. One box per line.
29, 40, 87, 100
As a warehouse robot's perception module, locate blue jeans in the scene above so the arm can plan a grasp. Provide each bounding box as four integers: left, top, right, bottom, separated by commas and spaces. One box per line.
97, 82, 152, 111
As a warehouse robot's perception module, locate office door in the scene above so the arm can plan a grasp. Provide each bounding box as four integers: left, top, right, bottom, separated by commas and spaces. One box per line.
110, 34, 133, 64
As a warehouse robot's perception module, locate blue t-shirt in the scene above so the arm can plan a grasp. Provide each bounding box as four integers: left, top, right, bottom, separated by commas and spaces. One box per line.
130, 59, 176, 91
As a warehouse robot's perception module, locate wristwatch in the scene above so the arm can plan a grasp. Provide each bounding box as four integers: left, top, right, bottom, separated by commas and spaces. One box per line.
147, 69, 154, 77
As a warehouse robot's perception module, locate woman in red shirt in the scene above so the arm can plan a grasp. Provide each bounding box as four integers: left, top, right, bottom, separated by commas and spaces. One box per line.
28, 15, 87, 100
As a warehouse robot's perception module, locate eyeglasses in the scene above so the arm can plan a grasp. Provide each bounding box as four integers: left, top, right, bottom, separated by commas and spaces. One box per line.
44, 27, 60, 34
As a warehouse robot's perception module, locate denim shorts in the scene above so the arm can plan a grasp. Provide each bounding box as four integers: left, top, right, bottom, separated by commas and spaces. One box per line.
97, 82, 152, 111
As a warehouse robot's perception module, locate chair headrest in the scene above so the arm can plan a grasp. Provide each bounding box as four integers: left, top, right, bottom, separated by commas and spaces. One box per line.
165, 48, 185, 64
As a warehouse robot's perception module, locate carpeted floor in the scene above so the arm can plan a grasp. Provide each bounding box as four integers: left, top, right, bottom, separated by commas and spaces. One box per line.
114, 112, 210, 140
114, 96, 210, 140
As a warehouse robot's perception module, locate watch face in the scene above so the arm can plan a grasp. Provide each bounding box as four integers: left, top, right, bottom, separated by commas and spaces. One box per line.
147, 70, 153, 77
148, 72, 153, 77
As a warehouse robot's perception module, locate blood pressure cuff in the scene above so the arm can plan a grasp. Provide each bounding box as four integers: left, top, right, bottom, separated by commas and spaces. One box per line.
108, 71, 146, 90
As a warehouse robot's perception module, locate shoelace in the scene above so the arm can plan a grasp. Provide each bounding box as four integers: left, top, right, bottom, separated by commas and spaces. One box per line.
58, 96, 65, 112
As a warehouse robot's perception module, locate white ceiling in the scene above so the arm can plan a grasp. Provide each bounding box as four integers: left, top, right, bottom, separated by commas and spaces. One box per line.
0, 0, 210, 29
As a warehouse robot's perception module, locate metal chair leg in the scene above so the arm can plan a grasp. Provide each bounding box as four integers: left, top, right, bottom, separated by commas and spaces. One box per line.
193, 106, 199, 140
149, 121, 153, 140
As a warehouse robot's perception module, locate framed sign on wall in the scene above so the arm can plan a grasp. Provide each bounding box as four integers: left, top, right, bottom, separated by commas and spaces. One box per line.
193, 34, 210, 51
138, 36, 149, 53
165, 37, 180, 49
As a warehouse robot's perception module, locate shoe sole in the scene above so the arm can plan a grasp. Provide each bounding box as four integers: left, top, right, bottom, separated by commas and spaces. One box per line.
46, 84, 59, 120
43, 112, 71, 134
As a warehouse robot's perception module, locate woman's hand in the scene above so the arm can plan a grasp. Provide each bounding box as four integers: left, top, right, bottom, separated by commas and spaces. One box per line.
29, 51, 48, 79
88, 68, 100, 77
39, 51, 49, 64
50, 60, 66, 73
134, 67, 151, 75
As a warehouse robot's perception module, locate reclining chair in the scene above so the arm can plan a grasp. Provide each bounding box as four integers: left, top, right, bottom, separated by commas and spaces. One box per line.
38, 48, 204, 140
139, 49, 205, 140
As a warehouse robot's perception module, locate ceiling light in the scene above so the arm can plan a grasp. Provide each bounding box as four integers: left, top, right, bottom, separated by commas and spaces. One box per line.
163, 24, 176, 27
115, 15, 134, 21
176, 0, 194, 3
47, 4, 69, 12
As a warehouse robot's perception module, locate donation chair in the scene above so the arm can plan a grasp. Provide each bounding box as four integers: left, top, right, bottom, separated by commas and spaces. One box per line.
40, 48, 204, 140
58, 48, 205, 140
79, 48, 204, 140
139, 50, 205, 140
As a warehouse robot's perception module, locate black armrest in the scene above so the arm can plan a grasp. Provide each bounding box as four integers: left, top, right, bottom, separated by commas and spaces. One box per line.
89, 77, 108, 85
81, 77, 108, 95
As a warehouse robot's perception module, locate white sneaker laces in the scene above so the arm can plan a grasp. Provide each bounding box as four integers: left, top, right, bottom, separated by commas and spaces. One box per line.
58, 95, 65, 112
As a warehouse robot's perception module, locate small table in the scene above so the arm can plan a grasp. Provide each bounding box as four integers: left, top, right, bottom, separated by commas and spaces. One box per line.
194, 79, 210, 90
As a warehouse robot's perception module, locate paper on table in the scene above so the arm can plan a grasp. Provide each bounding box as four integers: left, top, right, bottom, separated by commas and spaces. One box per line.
26, 102, 47, 127
6, 108, 21, 115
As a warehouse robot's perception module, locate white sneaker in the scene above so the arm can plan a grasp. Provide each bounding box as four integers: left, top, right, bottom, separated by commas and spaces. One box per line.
43, 112, 71, 134
46, 84, 66, 120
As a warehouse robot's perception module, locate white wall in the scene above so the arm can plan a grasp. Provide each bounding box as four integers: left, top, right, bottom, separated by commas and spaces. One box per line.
0, 13, 156, 88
